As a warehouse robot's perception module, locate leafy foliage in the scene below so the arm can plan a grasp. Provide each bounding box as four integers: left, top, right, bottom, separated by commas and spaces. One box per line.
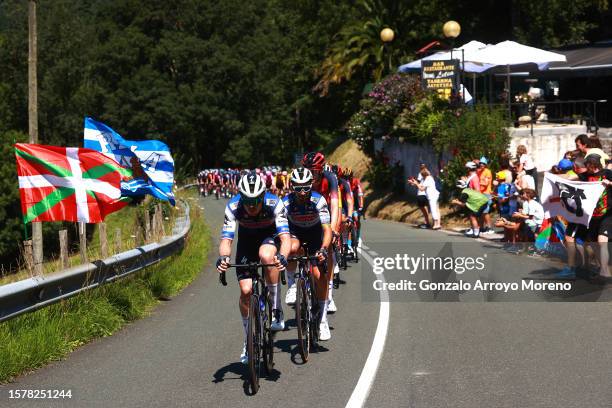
434, 106, 510, 191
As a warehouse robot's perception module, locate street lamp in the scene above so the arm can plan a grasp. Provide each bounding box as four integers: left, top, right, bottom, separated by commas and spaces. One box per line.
442, 20, 464, 102
380, 28, 395, 76
380, 27, 395, 43
442, 20, 461, 40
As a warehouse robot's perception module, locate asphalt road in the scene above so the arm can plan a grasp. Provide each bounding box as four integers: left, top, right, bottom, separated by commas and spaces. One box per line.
2, 195, 612, 407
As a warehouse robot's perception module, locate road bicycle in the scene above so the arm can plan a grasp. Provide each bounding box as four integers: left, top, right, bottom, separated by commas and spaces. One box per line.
219, 262, 279, 394
288, 246, 324, 363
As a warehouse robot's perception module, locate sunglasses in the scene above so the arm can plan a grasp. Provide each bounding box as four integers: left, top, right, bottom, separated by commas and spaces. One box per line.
241, 196, 263, 207
293, 185, 312, 193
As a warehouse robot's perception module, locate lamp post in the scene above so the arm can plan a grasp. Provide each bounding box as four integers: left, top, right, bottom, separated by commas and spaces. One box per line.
442, 20, 464, 103
380, 27, 395, 76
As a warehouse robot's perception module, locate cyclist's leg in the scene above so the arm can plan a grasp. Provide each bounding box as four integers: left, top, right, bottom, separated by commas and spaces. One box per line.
287, 236, 301, 286
260, 237, 284, 329
235, 236, 260, 358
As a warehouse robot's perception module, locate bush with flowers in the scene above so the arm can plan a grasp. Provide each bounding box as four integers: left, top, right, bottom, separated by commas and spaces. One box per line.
347, 72, 511, 197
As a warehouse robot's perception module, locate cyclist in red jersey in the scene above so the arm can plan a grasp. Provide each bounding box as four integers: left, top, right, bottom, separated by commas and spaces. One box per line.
344, 167, 363, 249
300, 152, 341, 313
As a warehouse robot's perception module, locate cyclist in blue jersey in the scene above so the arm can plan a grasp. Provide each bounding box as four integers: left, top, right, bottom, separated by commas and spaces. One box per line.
216, 172, 291, 364
282, 168, 333, 340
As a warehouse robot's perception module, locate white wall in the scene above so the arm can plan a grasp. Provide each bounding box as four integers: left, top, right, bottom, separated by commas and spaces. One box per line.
508, 124, 586, 171
374, 124, 588, 181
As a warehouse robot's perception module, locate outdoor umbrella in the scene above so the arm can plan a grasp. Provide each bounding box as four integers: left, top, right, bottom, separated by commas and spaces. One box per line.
398, 40, 494, 74
469, 41, 567, 112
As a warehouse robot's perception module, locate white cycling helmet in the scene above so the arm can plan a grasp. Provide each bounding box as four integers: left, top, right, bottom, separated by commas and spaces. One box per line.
291, 167, 313, 185
238, 172, 266, 198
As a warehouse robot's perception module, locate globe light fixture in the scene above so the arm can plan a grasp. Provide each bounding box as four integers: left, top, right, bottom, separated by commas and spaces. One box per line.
442, 20, 461, 39
380, 28, 395, 43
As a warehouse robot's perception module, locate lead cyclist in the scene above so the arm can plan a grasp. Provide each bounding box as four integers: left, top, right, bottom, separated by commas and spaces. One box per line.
216, 172, 291, 363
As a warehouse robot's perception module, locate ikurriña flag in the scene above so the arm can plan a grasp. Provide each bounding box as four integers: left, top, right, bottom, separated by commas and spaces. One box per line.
83, 117, 176, 205
15, 143, 131, 223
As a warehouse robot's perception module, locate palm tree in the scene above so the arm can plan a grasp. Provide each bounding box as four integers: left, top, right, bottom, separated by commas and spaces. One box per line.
314, 0, 409, 95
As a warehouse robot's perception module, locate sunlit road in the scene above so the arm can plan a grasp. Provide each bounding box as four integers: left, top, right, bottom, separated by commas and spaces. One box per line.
2, 194, 612, 407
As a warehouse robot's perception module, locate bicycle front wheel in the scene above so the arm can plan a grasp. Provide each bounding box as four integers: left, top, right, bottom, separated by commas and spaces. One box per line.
295, 277, 310, 362
247, 296, 261, 394
262, 292, 274, 375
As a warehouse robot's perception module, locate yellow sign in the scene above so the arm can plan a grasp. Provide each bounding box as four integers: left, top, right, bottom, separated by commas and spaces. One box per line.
421, 60, 458, 100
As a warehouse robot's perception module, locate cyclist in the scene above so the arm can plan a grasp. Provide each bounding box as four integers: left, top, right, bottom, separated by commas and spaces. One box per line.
283, 167, 333, 340
216, 172, 291, 364
333, 165, 354, 255
297, 152, 340, 313
275, 170, 287, 197
343, 167, 363, 250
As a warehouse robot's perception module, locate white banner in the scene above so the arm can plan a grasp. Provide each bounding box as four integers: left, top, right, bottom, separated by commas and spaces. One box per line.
540, 172, 606, 226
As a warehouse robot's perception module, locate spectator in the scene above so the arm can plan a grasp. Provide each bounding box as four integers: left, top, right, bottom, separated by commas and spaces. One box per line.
580, 154, 612, 281
516, 145, 538, 194
408, 163, 430, 229
451, 178, 490, 238
575, 134, 589, 154
409, 168, 441, 230
511, 188, 545, 253
465, 161, 480, 191
515, 170, 535, 192
493, 171, 518, 244
477, 156, 494, 234
556, 156, 588, 278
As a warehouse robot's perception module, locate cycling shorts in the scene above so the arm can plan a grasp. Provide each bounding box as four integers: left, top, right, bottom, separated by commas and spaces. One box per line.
290, 227, 323, 255
235, 231, 280, 281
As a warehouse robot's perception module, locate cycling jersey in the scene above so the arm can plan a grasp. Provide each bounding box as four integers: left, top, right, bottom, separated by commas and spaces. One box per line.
313, 170, 339, 207
283, 192, 330, 254
221, 192, 289, 240
282, 191, 331, 230
338, 178, 353, 213
350, 177, 363, 198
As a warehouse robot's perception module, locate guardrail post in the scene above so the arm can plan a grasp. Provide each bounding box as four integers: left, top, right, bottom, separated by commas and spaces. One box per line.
79, 222, 88, 263
99, 222, 108, 259
114, 227, 121, 254
157, 203, 165, 236
23, 240, 34, 276
59, 230, 69, 269
145, 211, 151, 242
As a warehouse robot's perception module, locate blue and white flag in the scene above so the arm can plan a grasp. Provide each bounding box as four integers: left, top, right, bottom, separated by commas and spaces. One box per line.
83, 117, 175, 205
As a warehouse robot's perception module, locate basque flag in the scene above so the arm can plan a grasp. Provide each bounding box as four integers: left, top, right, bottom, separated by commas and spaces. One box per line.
83, 117, 175, 205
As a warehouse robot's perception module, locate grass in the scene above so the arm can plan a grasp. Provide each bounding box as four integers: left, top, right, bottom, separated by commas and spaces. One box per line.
0, 198, 177, 285
0, 188, 210, 383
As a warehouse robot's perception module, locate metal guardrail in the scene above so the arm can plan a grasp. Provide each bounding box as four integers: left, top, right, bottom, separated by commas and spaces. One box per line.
0, 199, 191, 323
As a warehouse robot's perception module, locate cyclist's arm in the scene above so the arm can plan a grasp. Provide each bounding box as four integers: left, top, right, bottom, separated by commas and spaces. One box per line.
343, 181, 354, 218
324, 173, 340, 233
317, 196, 333, 249
219, 238, 232, 258
274, 200, 291, 259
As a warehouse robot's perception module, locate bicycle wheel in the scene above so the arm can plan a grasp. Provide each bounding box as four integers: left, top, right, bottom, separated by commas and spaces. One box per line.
295, 276, 310, 362
262, 292, 274, 375
247, 296, 261, 394
307, 273, 320, 351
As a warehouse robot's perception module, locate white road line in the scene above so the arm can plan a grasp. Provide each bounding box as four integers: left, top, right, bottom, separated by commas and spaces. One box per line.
345, 243, 390, 408
368, 250, 379, 256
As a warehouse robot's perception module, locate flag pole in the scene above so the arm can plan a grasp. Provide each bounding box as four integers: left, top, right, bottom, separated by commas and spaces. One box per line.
28, 0, 43, 275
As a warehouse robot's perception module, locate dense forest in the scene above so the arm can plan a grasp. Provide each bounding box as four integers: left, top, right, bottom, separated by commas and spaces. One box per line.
0, 0, 609, 264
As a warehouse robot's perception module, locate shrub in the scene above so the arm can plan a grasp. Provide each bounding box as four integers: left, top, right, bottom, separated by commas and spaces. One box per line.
434, 105, 510, 192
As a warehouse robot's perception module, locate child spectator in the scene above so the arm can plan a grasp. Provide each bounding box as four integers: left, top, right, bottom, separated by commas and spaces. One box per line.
494, 171, 518, 244
478, 157, 494, 234
516, 145, 538, 194
512, 188, 545, 253
451, 178, 490, 238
